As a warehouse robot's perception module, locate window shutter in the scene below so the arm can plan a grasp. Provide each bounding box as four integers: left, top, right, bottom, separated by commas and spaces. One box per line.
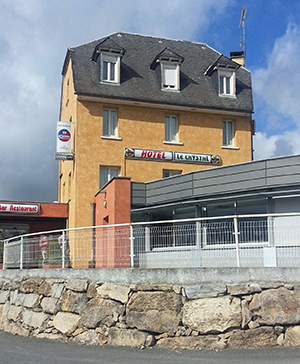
163, 64, 176, 87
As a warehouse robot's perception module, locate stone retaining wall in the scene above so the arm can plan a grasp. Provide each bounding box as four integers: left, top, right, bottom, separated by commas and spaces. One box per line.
2, 274, 300, 350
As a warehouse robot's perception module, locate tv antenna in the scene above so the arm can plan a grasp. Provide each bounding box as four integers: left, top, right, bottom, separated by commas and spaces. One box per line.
239, 8, 247, 56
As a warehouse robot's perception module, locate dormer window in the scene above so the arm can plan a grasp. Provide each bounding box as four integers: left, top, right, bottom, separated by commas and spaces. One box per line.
101, 53, 120, 84
161, 63, 179, 90
150, 47, 184, 92
218, 68, 236, 97
91, 37, 125, 86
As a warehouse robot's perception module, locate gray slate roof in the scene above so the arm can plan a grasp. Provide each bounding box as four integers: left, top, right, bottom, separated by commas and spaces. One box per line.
65, 32, 253, 114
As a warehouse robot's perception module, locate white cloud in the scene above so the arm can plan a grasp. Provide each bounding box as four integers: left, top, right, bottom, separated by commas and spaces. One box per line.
252, 23, 300, 160
0, 0, 233, 202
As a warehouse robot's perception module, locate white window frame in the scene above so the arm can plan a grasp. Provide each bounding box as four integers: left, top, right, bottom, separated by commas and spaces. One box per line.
101, 53, 120, 84
223, 120, 234, 147
165, 115, 178, 142
102, 109, 118, 137
161, 62, 180, 91
99, 166, 120, 189
219, 69, 235, 97
163, 170, 182, 178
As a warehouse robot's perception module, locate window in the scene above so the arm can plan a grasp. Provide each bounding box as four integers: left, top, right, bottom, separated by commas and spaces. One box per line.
223, 121, 234, 147
219, 69, 235, 96
103, 109, 117, 137
165, 115, 178, 142
163, 170, 181, 178
162, 63, 179, 90
100, 167, 119, 189
101, 54, 120, 84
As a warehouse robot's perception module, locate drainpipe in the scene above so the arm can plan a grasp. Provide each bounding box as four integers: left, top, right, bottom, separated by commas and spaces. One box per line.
90, 202, 95, 268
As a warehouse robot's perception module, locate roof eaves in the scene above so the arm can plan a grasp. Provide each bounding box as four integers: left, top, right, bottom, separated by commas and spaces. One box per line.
76, 92, 253, 115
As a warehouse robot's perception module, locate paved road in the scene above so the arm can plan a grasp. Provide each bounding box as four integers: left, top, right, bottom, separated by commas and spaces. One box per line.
1, 331, 300, 364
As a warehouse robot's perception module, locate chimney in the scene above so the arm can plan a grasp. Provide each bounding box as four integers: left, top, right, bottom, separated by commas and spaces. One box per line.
230, 51, 245, 67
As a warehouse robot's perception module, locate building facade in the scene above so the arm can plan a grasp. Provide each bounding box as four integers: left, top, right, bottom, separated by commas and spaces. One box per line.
59, 32, 254, 229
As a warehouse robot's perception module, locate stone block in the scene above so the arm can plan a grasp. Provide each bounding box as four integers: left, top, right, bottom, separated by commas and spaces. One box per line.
10, 290, 18, 305
23, 293, 40, 308
249, 287, 300, 326
61, 290, 88, 314
7, 305, 22, 322
156, 336, 227, 351
227, 283, 261, 296
41, 297, 61, 314
38, 280, 53, 297
14, 292, 26, 307
184, 283, 227, 299
22, 309, 48, 330
65, 279, 88, 292
73, 330, 106, 346
182, 296, 241, 334
36, 333, 66, 342
97, 283, 130, 304
241, 299, 252, 328
20, 278, 41, 294
6, 321, 30, 337
284, 326, 300, 346
53, 311, 80, 335
0, 290, 9, 304
227, 327, 277, 348
107, 328, 151, 348
80, 297, 123, 328
126, 291, 182, 334
52, 283, 65, 299
87, 281, 99, 299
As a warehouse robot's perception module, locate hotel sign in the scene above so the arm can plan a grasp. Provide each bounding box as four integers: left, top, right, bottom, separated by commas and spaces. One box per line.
0, 203, 40, 214
124, 148, 220, 165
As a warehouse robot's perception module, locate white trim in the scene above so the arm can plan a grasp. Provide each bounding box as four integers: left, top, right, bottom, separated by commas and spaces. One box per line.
101, 53, 120, 84
102, 108, 118, 137
161, 62, 180, 91
101, 136, 122, 141
165, 114, 179, 142
163, 141, 183, 146
221, 146, 239, 150
218, 68, 236, 97
223, 120, 235, 147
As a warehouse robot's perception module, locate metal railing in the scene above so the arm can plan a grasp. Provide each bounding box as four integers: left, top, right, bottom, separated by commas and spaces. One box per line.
2, 213, 300, 269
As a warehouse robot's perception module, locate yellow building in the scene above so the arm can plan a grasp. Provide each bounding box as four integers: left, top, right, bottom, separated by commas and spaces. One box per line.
59, 32, 254, 230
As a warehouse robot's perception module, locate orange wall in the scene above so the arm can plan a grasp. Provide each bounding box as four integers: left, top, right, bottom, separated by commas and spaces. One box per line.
94, 178, 131, 268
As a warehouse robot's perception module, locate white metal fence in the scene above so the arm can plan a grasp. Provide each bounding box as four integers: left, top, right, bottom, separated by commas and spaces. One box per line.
2, 213, 300, 269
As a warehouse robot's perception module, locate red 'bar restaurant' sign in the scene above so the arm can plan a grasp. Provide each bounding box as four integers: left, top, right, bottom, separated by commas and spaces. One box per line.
0, 203, 39, 214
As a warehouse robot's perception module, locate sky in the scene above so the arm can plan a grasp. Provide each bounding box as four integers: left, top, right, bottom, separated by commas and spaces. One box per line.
0, 0, 300, 203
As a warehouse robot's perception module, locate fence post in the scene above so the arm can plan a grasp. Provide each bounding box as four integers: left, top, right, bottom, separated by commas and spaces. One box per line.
62, 231, 65, 269
3, 241, 7, 270
233, 216, 240, 268
20, 236, 24, 270
130, 224, 135, 268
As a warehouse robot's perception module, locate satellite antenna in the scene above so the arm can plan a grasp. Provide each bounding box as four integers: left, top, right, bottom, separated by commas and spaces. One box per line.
239, 8, 247, 56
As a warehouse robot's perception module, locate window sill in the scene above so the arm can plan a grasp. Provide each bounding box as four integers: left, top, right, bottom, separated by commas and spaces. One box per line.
100, 80, 120, 86
163, 141, 183, 146
101, 136, 122, 141
221, 145, 239, 150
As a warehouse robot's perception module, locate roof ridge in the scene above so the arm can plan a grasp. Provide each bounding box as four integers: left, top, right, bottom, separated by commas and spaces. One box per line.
70, 31, 219, 51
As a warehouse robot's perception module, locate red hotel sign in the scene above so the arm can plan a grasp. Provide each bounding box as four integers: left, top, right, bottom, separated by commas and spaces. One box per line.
0, 203, 39, 214
124, 148, 220, 165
